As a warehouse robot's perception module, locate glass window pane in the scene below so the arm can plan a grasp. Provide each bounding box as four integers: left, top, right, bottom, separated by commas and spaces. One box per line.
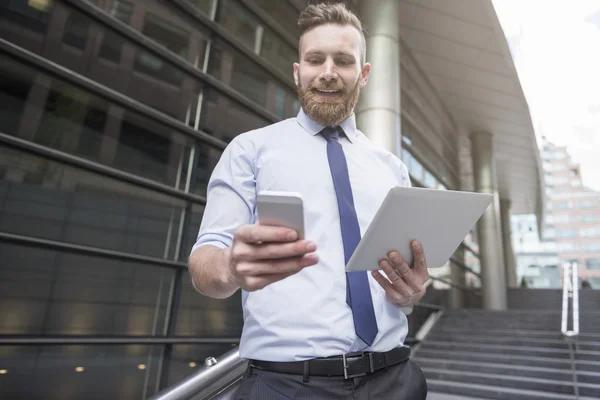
208, 40, 267, 105
98, 1, 133, 63
0, 146, 188, 259
0, 0, 53, 34
175, 273, 243, 337
424, 171, 436, 188
181, 204, 206, 260
6, 1, 208, 122
218, 0, 261, 52
0, 345, 163, 400
208, 40, 294, 117
62, 8, 92, 50
260, 28, 297, 75
187, 0, 215, 16
201, 88, 270, 142
192, 145, 222, 197
0, 56, 196, 188
251, 0, 300, 37
0, 242, 174, 336
169, 344, 239, 386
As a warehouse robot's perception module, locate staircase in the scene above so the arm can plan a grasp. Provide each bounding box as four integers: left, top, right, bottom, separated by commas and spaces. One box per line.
414, 308, 600, 399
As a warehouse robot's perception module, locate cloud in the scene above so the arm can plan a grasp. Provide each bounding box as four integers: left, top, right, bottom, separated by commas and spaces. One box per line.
493, 0, 600, 190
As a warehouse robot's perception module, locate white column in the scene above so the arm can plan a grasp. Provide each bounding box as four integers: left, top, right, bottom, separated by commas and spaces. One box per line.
450, 247, 466, 308
355, 0, 402, 155
470, 131, 507, 310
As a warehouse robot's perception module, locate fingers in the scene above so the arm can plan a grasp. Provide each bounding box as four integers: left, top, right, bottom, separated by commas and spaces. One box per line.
371, 244, 430, 306
373, 258, 415, 301
411, 241, 429, 283
235, 224, 298, 244
233, 239, 316, 262
387, 251, 422, 293
236, 254, 319, 291
236, 253, 319, 276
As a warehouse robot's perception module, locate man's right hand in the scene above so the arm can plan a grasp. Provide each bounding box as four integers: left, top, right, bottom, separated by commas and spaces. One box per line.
227, 224, 319, 292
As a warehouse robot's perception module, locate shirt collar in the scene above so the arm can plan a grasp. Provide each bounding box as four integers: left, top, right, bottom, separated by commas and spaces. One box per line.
296, 108, 358, 143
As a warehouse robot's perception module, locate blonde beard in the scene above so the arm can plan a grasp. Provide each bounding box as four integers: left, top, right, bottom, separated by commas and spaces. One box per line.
297, 79, 361, 127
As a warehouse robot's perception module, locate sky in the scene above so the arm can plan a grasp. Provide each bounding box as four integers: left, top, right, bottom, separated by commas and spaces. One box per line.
492, 0, 600, 191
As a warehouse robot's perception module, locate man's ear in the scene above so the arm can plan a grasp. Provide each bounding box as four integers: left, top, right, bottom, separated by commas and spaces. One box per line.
359, 62, 371, 88
293, 63, 300, 86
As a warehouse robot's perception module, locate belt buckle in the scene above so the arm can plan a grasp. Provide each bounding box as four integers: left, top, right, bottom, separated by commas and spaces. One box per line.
342, 353, 375, 379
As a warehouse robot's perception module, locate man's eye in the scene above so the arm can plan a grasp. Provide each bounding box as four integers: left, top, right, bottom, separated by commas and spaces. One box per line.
337, 60, 353, 66
307, 59, 321, 65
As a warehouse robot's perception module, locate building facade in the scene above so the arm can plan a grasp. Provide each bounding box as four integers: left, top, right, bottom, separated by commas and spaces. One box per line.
0, 0, 540, 398
512, 137, 600, 288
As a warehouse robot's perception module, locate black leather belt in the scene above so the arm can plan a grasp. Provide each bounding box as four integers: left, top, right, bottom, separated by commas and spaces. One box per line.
249, 346, 410, 379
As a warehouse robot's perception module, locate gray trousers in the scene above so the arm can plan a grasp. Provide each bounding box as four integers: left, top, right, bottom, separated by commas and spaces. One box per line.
235, 358, 427, 400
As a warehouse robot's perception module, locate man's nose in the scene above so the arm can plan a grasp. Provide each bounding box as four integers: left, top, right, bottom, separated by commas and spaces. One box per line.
320, 59, 338, 81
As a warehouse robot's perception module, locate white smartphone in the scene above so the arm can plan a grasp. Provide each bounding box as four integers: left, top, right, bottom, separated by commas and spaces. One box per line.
256, 191, 305, 239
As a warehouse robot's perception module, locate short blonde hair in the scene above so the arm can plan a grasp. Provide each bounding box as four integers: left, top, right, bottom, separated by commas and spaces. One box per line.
298, 2, 366, 64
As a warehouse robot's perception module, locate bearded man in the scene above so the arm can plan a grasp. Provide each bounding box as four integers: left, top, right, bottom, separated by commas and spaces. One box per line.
188, 2, 429, 399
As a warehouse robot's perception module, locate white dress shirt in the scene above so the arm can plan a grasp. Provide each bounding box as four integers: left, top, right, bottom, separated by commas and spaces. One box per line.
192, 109, 412, 361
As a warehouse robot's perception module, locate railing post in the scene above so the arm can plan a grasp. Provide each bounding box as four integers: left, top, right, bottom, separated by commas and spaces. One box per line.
561, 261, 580, 399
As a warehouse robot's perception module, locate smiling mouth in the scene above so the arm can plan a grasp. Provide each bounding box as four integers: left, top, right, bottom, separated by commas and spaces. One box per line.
315, 89, 342, 94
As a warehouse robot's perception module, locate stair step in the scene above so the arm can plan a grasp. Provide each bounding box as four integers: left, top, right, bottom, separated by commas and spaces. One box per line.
419, 340, 600, 361
426, 379, 599, 400
429, 327, 600, 341
424, 333, 600, 351
426, 392, 489, 400
422, 368, 600, 397
415, 358, 600, 385
413, 349, 600, 373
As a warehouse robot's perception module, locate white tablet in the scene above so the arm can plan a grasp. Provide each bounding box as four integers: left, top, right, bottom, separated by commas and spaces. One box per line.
345, 186, 493, 272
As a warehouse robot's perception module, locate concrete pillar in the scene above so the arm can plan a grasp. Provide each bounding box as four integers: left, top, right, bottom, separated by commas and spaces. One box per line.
470, 131, 507, 310
355, 0, 402, 156
450, 247, 466, 308
500, 198, 517, 288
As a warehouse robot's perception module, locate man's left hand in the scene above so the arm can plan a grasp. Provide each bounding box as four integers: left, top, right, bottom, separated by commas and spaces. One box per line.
371, 240, 430, 307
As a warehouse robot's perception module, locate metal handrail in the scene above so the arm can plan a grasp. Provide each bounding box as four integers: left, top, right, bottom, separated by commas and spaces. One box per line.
149, 348, 247, 400
561, 261, 580, 337
561, 261, 580, 399
149, 298, 443, 400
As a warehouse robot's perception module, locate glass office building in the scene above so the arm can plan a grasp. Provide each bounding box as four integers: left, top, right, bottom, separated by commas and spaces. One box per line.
0, 0, 495, 398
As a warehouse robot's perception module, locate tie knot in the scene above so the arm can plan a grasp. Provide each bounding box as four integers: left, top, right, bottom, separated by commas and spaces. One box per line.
321, 126, 340, 141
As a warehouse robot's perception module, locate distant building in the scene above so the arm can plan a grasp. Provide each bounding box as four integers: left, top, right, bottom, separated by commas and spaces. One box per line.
512, 137, 600, 288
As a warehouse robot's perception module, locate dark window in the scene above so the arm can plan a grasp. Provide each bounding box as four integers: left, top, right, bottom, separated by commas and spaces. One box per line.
0, 146, 186, 259
251, 0, 300, 37
0, 55, 34, 135
115, 119, 171, 182
0, 345, 163, 400
208, 40, 294, 117
133, 12, 190, 85
0, 56, 196, 187
0, 0, 53, 33
218, 0, 261, 51
192, 146, 222, 197
98, 0, 133, 63
200, 87, 269, 142
62, 10, 92, 50
260, 27, 297, 75
175, 273, 243, 337
0, 242, 173, 336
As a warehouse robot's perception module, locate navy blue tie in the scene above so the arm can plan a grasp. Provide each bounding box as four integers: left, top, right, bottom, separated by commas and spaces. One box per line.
322, 126, 378, 346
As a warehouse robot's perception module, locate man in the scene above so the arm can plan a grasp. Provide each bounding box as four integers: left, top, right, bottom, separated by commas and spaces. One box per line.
188, 3, 429, 399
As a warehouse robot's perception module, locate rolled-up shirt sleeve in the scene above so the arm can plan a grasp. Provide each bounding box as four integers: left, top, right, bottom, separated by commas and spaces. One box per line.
190, 135, 257, 255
